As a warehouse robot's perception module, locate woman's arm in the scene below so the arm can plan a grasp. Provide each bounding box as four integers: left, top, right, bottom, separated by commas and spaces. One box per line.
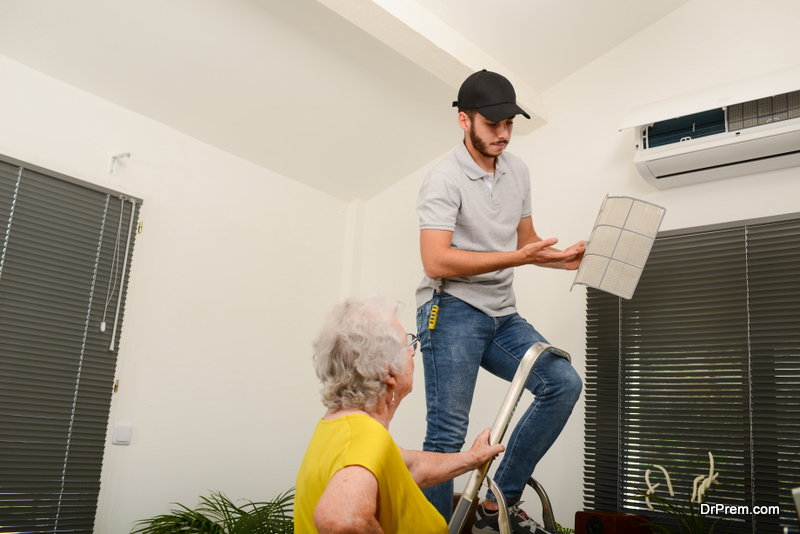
314, 465, 383, 534
399, 428, 505, 489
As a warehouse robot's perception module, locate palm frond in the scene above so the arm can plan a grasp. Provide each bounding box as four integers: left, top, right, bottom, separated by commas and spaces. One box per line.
131, 489, 294, 534
230, 489, 295, 534
131, 502, 223, 534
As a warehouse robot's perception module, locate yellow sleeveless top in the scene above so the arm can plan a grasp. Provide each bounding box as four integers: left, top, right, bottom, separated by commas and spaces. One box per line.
294, 414, 447, 533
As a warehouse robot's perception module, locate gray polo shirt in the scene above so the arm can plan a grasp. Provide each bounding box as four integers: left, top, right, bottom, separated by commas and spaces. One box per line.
415, 143, 532, 317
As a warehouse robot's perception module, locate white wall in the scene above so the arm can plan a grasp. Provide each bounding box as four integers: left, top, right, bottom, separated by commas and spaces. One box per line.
3, 0, 800, 531
359, 0, 800, 527
0, 54, 351, 533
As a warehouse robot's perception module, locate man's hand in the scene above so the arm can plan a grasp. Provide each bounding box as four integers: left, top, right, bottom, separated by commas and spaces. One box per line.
519, 239, 586, 270
560, 240, 586, 270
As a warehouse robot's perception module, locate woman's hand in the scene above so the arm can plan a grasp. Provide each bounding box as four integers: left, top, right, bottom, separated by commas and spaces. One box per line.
465, 428, 505, 470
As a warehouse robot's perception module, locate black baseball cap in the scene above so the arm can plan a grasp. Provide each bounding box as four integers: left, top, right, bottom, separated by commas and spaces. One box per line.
452, 69, 531, 122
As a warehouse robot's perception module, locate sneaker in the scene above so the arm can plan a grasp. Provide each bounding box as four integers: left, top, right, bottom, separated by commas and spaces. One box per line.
473, 501, 549, 534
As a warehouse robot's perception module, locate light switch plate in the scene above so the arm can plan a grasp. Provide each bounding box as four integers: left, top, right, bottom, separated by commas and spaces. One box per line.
113, 423, 133, 445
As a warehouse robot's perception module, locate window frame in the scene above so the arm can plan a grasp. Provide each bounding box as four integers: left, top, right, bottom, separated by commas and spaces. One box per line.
0, 154, 141, 534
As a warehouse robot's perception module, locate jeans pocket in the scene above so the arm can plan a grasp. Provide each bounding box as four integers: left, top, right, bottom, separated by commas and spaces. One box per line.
416, 302, 431, 336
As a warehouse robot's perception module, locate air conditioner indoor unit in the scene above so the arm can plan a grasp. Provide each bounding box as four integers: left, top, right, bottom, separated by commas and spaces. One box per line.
620, 65, 800, 189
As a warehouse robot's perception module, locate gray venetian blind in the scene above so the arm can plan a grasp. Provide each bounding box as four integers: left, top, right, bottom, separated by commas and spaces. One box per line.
584, 216, 800, 534
0, 158, 140, 533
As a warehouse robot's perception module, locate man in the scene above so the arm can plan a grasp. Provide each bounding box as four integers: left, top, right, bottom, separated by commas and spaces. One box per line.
415, 69, 586, 534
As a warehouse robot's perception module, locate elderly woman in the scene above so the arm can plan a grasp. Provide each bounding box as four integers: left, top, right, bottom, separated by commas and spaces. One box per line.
295, 296, 504, 534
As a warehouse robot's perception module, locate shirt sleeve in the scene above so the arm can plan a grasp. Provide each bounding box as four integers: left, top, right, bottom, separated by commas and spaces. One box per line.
417, 169, 461, 231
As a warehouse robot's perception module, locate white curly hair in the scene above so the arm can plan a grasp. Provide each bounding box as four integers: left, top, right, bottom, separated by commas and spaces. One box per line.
312, 295, 408, 411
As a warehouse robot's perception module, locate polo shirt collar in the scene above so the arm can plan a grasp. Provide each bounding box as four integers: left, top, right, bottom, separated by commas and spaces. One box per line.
455, 142, 508, 181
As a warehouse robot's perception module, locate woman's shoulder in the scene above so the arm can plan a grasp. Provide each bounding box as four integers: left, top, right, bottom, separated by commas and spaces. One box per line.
338, 414, 393, 443
326, 414, 398, 467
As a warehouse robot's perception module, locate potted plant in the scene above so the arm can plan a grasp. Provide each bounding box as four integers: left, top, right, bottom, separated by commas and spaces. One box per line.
131, 488, 294, 534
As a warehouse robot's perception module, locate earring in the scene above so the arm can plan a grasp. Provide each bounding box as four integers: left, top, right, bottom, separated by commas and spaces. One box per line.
391, 391, 395, 406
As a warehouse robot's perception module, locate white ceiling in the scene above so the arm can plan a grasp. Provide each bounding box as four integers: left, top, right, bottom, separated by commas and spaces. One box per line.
0, 0, 690, 201
414, 0, 691, 93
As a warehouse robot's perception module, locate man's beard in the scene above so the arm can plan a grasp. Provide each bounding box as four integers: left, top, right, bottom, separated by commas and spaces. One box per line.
470, 123, 508, 159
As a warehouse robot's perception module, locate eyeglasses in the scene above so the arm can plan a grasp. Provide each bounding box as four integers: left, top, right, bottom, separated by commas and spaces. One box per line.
405, 333, 418, 353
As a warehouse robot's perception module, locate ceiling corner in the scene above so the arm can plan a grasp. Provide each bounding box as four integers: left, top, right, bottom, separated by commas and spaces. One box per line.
316, 0, 547, 135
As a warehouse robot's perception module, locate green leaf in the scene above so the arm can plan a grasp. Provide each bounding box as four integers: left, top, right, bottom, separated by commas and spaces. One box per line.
131, 489, 294, 534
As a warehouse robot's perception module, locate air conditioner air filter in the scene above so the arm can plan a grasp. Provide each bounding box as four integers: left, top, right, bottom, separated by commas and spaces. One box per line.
571, 195, 666, 299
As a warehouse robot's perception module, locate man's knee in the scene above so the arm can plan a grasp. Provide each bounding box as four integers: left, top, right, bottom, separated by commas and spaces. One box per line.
561, 365, 583, 404
543, 356, 582, 402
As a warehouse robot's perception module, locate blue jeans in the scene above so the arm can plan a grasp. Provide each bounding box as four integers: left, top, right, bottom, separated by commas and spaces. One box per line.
417, 293, 583, 521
